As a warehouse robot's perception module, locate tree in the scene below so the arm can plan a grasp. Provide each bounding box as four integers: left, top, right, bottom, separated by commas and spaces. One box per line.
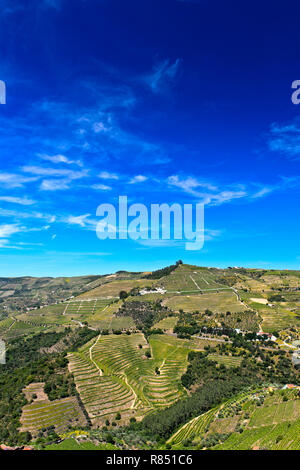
119, 291, 128, 300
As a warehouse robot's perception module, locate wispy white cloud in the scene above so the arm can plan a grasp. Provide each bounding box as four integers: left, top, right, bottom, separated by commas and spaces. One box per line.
168, 173, 300, 205
40, 179, 71, 191
211, 190, 247, 205
22, 165, 89, 191
168, 175, 247, 205
129, 175, 148, 184
27, 225, 51, 232
0, 196, 36, 205
38, 153, 82, 167
67, 214, 91, 228
0, 239, 21, 249
268, 121, 300, 160
145, 59, 182, 93
0, 223, 21, 238
92, 121, 111, 133
251, 187, 273, 198
98, 171, 119, 180
0, 207, 56, 223
1, 0, 64, 16
136, 228, 221, 249
22, 165, 88, 179
0, 173, 38, 188
91, 184, 112, 191
168, 175, 218, 194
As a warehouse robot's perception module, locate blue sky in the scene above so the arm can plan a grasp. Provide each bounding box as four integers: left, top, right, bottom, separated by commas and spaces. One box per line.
1, 0, 300, 276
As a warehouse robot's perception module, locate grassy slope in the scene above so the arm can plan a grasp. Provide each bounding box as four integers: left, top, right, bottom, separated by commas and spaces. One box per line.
68, 333, 194, 425
45, 438, 118, 450
168, 388, 300, 450
2, 263, 300, 450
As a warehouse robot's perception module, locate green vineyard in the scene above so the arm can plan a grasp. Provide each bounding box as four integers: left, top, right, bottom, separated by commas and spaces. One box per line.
68, 333, 191, 424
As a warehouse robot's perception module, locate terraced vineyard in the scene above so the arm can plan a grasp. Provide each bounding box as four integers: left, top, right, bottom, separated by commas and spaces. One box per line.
167, 390, 254, 448
167, 386, 300, 450
154, 265, 227, 292
163, 291, 246, 313
78, 279, 153, 299
63, 299, 113, 316
0, 317, 15, 335
248, 397, 300, 427
20, 396, 87, 434
68, 350, 139, 423
88, 301, 136, 330
68, 333, 191, 425
214, 420, 300, 450
1, 263, 300, 451
167, 407, 219, 447
3, 319, 48, 340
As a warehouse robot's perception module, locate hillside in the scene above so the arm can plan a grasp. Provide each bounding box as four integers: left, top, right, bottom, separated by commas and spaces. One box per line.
0, 262, 299, 450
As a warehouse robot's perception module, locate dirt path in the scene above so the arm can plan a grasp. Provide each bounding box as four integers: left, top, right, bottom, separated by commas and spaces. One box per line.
71, 319, 84, 328
201, 276, 209, 285
232, 288, 248, 308
62, 303, 69, 316
189, 275, 201, 290
122, 373, 138, 409
89, 334, 104, 377
7, 318, 16, 331
89, 315, 113, 378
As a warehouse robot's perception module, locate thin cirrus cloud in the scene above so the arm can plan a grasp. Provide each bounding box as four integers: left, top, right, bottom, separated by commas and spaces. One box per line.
0, 196, 36, 205
251, 187, 274, 199
40, 179, 72, 191
22, 166, 88, 179
168, 175, 247, 205
0, 223, 21, 238
0, 172, 39, 188
250, 176, 300, 199
91, 184, 112, 191
0, 76, 172, 183
1, 0, 60, 15
144, 59, 182, 93
168, 175, 218, 195
38, 153, 83, 167
129, 175, 148, 184
21, 165, 89, 191
167, 174, 300, 205
67, 214, 93, 228
268, 121, 300, 160
98, 171, 119, 180
0, 207, 56, 223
